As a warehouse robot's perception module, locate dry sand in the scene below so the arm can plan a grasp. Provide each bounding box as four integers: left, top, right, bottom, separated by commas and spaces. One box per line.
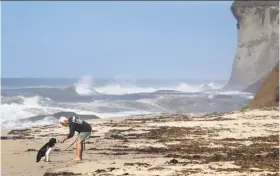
1, 108, 279, 176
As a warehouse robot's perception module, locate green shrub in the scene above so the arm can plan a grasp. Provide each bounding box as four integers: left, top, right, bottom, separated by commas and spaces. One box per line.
241, 105, 249, 111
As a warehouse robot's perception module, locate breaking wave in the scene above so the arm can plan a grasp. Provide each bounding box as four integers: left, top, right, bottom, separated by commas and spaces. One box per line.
3, 76, 225, 96
74, 75, 99, 96
93, 82, 223, 95
1, 77, 253, 129
0, 96, 152, 129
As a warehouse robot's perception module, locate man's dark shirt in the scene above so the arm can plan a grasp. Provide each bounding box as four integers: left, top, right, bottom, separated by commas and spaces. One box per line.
67, 116, 92, 138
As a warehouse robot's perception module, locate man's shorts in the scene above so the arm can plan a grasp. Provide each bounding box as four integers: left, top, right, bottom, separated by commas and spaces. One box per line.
78, 131, 91, 141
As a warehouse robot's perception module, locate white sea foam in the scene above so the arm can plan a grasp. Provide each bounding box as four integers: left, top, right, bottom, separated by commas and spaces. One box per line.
1, 96, 45, 121
93, 82, 224, 95
2, 116, 59, 129
71, 75, 226, 95
74, 75, 98, 95
0, 95, 152, 129
95, 84, 156, 95
204, 90, 254, 99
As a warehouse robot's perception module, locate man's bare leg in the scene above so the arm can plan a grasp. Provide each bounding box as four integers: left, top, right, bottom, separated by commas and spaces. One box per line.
75, 140, 82, 161
81, 141, 84, 160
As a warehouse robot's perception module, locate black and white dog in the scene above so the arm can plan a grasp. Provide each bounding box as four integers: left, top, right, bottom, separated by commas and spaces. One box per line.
36, 138, 58, 162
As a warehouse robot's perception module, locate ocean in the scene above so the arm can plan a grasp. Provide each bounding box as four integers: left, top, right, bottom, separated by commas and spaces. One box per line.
1, 77, 253, 129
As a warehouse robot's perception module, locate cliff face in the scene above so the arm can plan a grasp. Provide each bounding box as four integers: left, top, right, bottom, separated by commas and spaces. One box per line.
243, 76, 266, 93
248, 62, 279, 108
226, 1, 279, 90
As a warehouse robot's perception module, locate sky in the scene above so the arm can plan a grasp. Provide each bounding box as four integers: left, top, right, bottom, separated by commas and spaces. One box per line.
2, 1, 237, 80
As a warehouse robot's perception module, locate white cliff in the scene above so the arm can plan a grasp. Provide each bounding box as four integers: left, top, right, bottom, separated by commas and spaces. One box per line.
226, 1, 279, 90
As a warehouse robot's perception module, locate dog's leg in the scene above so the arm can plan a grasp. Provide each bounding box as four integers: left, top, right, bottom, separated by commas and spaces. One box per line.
45, 147, 53, 162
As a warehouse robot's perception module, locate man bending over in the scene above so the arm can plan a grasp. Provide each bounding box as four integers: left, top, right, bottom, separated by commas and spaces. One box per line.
59, 116, 92, 161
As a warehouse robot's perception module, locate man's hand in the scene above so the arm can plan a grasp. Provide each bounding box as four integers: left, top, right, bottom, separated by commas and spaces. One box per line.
60, 137, 67, 143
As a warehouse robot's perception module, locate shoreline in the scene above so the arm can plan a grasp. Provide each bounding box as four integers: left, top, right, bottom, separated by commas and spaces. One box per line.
1, 108, 279, 176
1, 112, 207, 133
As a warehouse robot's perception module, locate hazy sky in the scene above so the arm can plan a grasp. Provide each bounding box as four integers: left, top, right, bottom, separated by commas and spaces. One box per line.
2, 1, 237, 80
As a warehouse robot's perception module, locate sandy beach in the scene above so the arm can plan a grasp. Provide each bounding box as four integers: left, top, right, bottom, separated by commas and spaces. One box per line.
2, 0, 279, 175
1, 108, 279, 176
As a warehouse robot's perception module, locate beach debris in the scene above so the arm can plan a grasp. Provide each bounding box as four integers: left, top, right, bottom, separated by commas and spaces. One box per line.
1, 136, 8, 140
43, 171, 81, 176
166, 159, 179, 165
25, 148, 37, 152
8, 129, 31, 135
107, 167, 117, 172
1, 135, 34, 140
124, 162, 151, 167
94, 169, 106, 173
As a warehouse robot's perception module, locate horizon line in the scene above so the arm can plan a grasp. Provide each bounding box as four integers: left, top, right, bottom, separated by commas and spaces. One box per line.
1, 77, 229, 81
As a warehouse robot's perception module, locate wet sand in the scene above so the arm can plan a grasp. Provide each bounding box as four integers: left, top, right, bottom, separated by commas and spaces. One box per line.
1, 108, 279, 176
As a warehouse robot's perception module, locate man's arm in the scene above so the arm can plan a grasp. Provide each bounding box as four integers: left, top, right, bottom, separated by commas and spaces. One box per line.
61, 123, 75, 143
67, 124, 75, 139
